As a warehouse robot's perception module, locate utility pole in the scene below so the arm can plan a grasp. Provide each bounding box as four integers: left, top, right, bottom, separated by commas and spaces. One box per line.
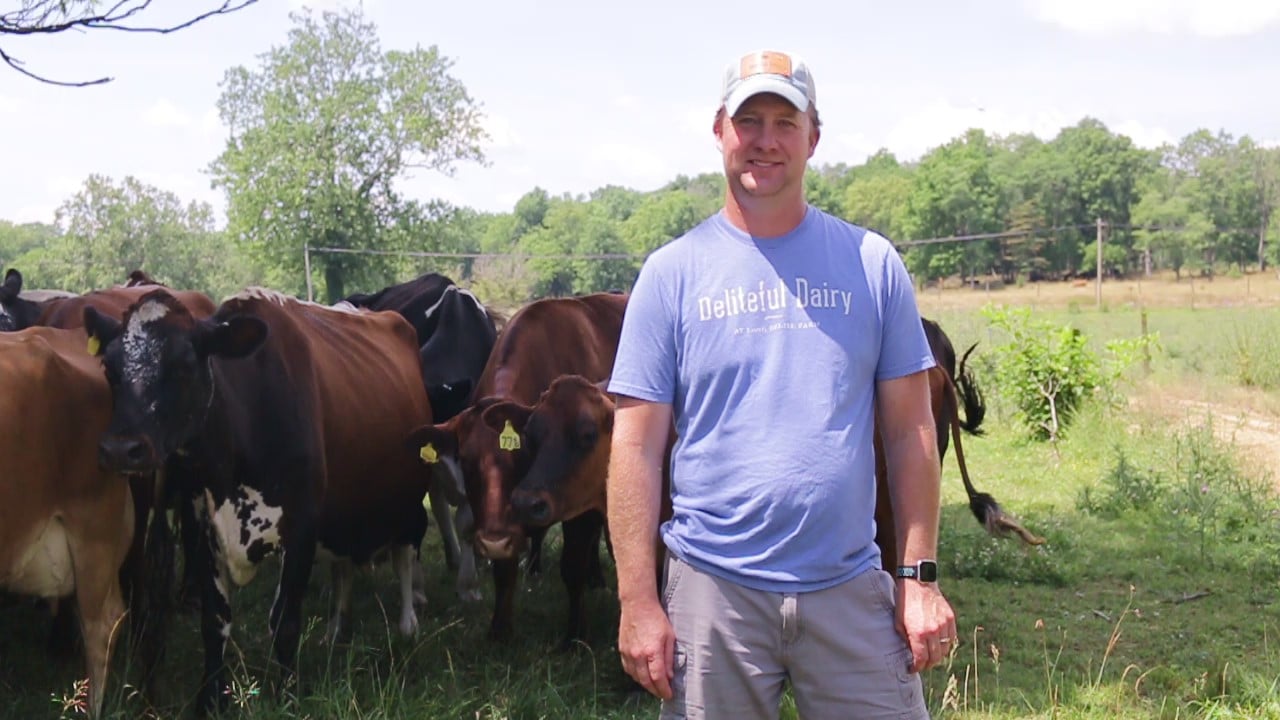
1095, 217, 1104, 308
304, 242, 314, 302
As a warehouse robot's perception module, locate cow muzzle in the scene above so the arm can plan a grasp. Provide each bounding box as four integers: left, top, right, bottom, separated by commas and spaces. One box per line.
511, 489, 554, 527
98, 434, 159, 474
475, 531, 524, 560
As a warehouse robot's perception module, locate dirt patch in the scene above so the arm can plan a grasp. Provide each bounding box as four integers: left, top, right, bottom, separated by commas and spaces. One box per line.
1129, 391, 1280, 488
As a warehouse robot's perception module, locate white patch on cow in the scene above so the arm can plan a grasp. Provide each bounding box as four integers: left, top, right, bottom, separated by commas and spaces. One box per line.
122, 301, 169, 390
456, 287, 485, 314
422, 285, 454, 321
6, 519, 74, 597
205, 486, 283, 587
329, 300, 360, 313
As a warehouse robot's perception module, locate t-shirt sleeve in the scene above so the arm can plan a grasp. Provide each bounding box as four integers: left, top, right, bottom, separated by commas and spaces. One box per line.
608, 255, 678, 404
874, 242, 936, 382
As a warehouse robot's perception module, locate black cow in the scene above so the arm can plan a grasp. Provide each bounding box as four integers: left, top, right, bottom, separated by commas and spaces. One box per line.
343, 274, 501, 602
85, 287, 434, 714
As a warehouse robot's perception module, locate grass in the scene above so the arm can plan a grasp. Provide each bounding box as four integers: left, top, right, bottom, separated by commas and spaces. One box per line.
5, 272, 1280, 719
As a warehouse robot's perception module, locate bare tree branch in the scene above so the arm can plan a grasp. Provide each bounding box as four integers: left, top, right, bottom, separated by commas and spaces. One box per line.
0, 0, 260, 86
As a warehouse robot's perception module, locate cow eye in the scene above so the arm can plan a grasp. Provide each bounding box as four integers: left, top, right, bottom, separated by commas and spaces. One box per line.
577, 419, 598, 448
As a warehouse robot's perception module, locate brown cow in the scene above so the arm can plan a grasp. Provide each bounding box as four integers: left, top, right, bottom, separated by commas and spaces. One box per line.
872, 319, 1044, 569
406, 292, 627, 646
1, 270, 218, 691
85, 287, 434, 714
0, 326, 134, 718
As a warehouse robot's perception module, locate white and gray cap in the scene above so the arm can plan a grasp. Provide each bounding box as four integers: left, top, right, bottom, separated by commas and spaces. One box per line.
720, 50, 817, 116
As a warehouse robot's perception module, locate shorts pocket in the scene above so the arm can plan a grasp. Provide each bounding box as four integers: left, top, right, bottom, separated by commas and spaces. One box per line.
883, 646, 925, 711
869, 568, 898, 615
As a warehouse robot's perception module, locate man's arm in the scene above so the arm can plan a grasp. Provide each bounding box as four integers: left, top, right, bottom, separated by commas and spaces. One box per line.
876, 369, 957, 673
608, 396, 676, 699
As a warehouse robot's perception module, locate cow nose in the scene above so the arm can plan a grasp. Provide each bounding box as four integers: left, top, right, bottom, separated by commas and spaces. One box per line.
476, 533, 517, 560
99, 435, 156, 472
512, 492, 551, 526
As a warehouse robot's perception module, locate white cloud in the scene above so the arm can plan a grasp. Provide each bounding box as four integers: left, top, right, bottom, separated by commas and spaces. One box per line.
583, 142, 674, 191
142, 100, 193, 128
9, 203, 58, 225
1030, 0, 1280, 37
1110, 120, 1177, 149
878, 99, 1072, 161
0, 94, 18, 115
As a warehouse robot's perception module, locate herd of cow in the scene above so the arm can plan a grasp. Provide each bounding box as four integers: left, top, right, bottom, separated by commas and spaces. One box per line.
0, 268, 1043, 718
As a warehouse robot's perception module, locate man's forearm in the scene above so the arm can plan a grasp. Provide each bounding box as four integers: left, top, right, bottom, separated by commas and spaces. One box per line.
608, 438, 664, 604
885, 424, 942, 565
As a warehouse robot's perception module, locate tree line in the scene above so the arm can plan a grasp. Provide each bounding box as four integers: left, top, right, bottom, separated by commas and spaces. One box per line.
2, 6, 1277, 304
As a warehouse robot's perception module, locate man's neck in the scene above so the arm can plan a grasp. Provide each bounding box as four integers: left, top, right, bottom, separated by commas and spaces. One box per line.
723, 191, 808, 239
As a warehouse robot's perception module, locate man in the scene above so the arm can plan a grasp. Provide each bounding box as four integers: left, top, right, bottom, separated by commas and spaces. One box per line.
606, 50, 957, 719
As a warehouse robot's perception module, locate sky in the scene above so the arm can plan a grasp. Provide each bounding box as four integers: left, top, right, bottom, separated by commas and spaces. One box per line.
1, 0, 1278, 226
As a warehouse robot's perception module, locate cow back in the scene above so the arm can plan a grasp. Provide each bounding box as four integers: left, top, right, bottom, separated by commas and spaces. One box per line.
41, 286, 217, 328
478, 292, 629, 404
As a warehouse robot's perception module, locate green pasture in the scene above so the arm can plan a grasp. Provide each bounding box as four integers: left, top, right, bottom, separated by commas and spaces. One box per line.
3, 300, 1280, 719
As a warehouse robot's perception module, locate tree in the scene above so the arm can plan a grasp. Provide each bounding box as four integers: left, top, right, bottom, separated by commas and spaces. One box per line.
0, 220, 59, 271
209, 7, 486, 302
1, 0, 259, 86
620, 191, 704, 257
26, 174, 243, 297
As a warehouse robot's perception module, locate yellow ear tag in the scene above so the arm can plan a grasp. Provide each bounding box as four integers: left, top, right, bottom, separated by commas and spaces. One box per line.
419, 443, 438, 464
87, 334, 100, 356
498, 420, 522, 451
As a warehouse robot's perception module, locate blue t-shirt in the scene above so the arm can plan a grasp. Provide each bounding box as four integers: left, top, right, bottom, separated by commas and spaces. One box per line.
608, 205, 935, 593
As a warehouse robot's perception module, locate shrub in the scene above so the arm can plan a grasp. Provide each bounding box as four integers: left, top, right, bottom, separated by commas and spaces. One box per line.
980, 306, 1151, 442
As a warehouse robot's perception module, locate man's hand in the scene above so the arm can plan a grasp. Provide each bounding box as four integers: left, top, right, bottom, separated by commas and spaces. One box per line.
895, 579, 957, 673
618, 596, 677, 700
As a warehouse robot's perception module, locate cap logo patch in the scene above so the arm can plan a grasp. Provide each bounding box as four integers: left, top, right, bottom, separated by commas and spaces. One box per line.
740, 51, 792, 79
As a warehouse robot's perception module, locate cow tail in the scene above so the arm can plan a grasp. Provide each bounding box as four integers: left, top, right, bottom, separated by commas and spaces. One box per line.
956, 342, 986, 436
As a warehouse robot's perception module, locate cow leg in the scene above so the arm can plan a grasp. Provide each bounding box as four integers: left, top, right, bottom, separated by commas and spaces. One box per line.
267, 539, 317, 698
326, 558, 354, 645
558, 511, 604, 651
392, 545, 420, 637
197, 526, 232, 716
525, 525, 547, 579
73, 552, 128, 720
177, 483, 205, 610
454, 503, 482, 603
428, 479, 461, 572
488, 558, 518, 641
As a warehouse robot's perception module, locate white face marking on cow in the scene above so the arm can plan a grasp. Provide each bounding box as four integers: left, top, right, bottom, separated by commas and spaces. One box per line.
205, 486, 283, 587
122, 301, 170, 391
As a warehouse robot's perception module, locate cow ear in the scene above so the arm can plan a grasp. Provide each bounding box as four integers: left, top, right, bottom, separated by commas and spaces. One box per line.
198, 315, 267, 359
1, 268, 22, 300
405, 424, 457, 465
480, 401, 533, 437
82, 306, 122, 356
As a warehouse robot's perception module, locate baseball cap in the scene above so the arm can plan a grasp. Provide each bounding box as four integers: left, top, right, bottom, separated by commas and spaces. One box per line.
720, 50, 817, 116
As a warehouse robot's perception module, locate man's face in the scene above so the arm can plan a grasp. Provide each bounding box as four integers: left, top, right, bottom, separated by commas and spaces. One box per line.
716, 93, 819, 201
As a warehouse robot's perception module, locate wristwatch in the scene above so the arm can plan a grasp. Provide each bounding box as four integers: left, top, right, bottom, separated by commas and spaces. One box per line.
894, 560, 938, 582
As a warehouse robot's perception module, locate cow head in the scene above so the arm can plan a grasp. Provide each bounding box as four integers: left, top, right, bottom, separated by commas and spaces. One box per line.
481, 375, 615, 528
406, 397, 531, 561
0, 269, 42, 332
86, 289, 267, 474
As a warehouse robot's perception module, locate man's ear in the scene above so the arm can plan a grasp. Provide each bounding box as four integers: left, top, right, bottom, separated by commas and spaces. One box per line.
809, 124, 820, 157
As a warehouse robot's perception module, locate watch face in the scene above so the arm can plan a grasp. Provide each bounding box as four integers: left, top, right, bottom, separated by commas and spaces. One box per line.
917, 561, 938, 582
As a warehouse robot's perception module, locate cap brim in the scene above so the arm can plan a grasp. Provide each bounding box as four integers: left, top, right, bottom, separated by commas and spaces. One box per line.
723, 76, 809, 116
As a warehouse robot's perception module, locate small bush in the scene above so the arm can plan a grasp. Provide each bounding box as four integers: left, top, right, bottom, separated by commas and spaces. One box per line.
1076, 446, 1164, 518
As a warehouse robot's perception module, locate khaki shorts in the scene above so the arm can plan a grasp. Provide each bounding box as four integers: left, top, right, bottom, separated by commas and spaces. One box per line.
659, 554, 928, 720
